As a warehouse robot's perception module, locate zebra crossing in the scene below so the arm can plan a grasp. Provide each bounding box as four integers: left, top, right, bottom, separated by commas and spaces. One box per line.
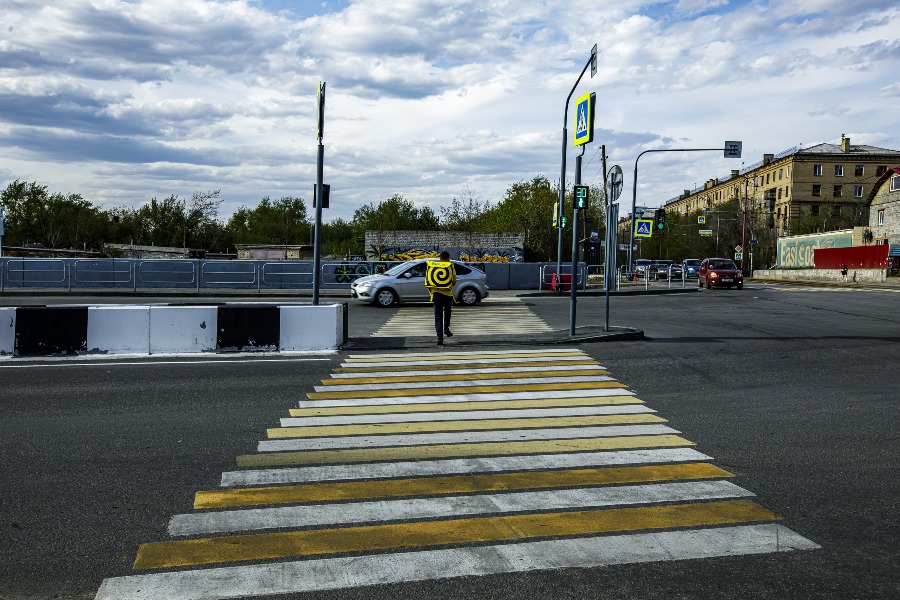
372, 297, 552, 337
95, 348, 818, 599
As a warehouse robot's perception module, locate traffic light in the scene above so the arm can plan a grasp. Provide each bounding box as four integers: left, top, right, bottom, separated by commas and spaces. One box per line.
656, 208, 666, 230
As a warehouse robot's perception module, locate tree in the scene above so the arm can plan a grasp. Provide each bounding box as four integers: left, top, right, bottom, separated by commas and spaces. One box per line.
480, 176, 559, 261
225, 196, 310, 246
0, 180, 106, 250
351, 195, 439, 257
440, 185, 492, 257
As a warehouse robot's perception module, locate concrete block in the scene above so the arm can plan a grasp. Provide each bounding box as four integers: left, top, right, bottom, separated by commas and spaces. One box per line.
87, 306, 150, 354
0, 308, 15, 355
149, 306, 217, 353
280, 305, 343, 351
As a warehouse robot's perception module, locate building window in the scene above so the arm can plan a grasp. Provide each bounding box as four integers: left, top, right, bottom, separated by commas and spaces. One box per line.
834, 165, 844, 177
812, 184, 821, 196
832, 204, 841, 217
813, 164, 822, 176
777, 188, 782, 199
891, 175, 900, 192
854, 185, 863, 198
779, 168, 783, 180
855, 165, 864, 176
833, 185, 842, 197
878, 209, 885, 225
877, 166, 887, 176
787, 166, 792, 178
766, 173, 770, 184
811, 204, 820, 216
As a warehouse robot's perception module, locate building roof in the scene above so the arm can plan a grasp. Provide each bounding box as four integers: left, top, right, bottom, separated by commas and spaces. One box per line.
796, 142, 900, 156
865, 167, 900, 205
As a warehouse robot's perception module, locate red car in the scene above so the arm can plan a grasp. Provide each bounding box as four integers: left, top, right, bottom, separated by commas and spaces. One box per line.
698, 258, 743, 289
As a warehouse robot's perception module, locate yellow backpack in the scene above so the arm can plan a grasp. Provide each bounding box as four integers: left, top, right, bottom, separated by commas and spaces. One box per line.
425, 261, 455, 298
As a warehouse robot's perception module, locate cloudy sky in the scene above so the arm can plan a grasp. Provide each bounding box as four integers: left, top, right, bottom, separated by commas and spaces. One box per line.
2, 0, 899, 223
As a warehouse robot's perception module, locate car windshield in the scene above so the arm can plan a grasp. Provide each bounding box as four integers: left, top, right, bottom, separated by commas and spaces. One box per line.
684, 259, 701, 266
710, 260, 737, 270
383, 262, 414, 276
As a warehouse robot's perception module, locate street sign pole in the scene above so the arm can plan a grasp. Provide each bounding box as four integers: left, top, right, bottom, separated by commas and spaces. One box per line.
569, 148, 585, 335
312, 82, 326, 305
558, 45, 597, 297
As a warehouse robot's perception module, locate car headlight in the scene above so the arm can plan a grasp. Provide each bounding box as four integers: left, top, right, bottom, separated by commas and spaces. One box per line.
355, 281, 372, 290
710, 271, 718, 277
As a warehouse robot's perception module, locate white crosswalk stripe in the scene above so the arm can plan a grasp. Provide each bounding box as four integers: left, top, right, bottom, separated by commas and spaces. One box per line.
373, 297, 552, 337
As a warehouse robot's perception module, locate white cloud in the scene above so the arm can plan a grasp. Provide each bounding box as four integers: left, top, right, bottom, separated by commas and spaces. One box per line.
0, 0, 898, 222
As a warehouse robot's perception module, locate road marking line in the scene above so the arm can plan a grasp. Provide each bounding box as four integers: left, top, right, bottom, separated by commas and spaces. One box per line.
198, 462, 727, 509
133, 499, 780, 570
332, 361, 603, 375
260, 424, 679, 452
238, 433, 689, 467
221, 448, 712, 487
288, 395, 643, 417
279, 404, 654, 427
338, 356, 596, 369
172, 480, 753, 536
96, 524, 820, 599
314, 374, 614, 391
344, 349, 586, 362
0, 357, 333, 368
322, 368, 609, 384
307, 380, 627, 400
266, 412, 664, 440
299, 388, 635, 409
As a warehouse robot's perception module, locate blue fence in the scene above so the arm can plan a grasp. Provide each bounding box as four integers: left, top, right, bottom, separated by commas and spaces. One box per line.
0, 258, 567, 292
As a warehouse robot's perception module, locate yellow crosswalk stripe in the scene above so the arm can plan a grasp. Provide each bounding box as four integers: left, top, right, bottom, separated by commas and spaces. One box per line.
194, 462, 732, 509
307, 380, 626, 400
288, 395, 643, 417
320, 368, 610, 385
238, 432, 688, 468
268, 413, 665, 440
134, 500, 779, 570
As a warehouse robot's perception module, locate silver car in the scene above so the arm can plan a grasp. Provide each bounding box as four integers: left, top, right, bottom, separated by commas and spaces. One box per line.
350, 259, 489, 307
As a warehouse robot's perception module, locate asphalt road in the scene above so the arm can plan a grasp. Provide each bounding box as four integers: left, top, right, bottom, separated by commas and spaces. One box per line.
1, 283, 899, 599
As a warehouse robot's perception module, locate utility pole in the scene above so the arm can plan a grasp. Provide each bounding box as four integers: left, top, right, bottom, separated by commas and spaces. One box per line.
312, 82, 326, 305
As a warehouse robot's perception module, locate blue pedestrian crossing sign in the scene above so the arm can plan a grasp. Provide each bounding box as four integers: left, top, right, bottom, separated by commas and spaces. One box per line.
574, 92, 595, 146
634, 219, 653, 237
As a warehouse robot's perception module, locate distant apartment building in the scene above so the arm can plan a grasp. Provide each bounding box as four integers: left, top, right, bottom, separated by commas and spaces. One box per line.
664, 136, 900, 237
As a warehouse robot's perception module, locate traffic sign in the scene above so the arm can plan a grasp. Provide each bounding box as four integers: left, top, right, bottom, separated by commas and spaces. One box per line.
574, 185, 589, 209
574, 92, 595, 147
724, 141, 742, 158
552, 202, 559, 227
735, 252, 743, 260
698, 216, 706, 224
634, 219, 653, 237
734, 245, 743, 253
606, 165, 624, 202
749, 239, 759, 245
699, 229, 713, 236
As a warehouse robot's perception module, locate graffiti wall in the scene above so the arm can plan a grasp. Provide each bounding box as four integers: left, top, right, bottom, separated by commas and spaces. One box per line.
776, 230, 853, 268
365, 231, 525, 263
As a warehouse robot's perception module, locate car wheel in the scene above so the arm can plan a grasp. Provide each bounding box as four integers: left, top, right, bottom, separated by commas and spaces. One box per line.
459, 287, 480, 306
737, 283, 743, 290
374, 288, 397, 307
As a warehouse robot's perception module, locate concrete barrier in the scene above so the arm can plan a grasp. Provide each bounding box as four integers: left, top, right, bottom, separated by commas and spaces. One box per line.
0, 303, 345, 357
1, 308, 15, 355
87, 306, 151, 354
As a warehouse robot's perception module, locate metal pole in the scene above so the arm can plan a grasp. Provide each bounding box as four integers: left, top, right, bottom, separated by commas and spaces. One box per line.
601, 145, 610, 332
558, 54, 595, 288
313, 82, 326, 305
569, 150, 584, 335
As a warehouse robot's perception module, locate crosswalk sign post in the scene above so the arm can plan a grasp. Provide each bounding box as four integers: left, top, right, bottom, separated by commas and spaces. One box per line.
634, 219, 653, 238
573, 92, 595, 147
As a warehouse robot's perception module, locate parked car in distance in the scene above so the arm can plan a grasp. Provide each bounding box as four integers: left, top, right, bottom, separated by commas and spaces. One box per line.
682, 258, 702, 278
632, 259, 652, 277
650, 260, 678, 280
350, 258, 489, 307
698, 258, 743, 289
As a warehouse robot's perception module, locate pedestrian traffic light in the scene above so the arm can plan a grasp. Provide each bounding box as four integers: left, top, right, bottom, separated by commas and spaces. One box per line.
561, 216, 568, 228
656, 208, 666, 230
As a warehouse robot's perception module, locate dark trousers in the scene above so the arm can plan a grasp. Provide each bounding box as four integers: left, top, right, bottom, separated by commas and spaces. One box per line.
433, 293, 452, 337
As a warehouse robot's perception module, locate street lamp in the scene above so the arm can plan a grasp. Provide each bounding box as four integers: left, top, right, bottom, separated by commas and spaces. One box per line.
557, 44, 597, 281
627, 142, 742, 270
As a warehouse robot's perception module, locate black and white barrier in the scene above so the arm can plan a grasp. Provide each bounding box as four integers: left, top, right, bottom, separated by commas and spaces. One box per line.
0, 303, 347, 356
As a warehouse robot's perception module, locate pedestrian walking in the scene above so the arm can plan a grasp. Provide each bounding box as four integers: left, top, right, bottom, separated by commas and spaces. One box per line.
840, 264, 848, 283
425, 251, 456, 345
